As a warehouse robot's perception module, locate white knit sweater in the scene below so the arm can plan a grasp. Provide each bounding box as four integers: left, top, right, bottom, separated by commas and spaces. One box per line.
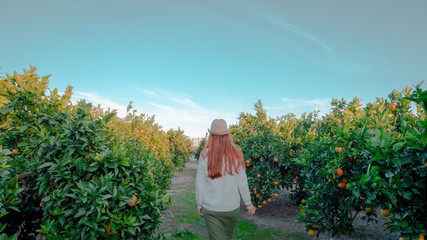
196, 158, 252, 212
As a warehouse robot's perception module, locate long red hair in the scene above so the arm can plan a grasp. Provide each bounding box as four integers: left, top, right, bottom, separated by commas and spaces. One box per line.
204, 133, 245, 179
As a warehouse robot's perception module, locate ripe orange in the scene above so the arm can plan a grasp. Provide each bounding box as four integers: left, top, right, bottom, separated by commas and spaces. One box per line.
257, 173, 261, 178
12, 149, 18, 155
301, 199, 306, 204
256, 194, 260, 198
236, 139, 240, 142
247, 163, 250, 167
372, 109, 377, 114
390, 104, 397, 110
381, 209, 390, 217
253, 187, 257, 191
128, 195, 137, 207
308, 229, 315, 237
336, 168, 344, 177
267, 198, 271, 202
263, 200, 267, 205
274, 158, 278, 162
274, 181, 279, 185
274, 193, 279, 198
342, 178, 349, 184
254, 207, 257, 211
312, 225, 317, 228
246, 159, 250, 164
338, 182, 346, 188
260, 157, 264, 162
336, 119, 342, 124
302, 188, 306, 192
333, 134, 336, 138
258, 205, 262, 209
419, 234, 424, 240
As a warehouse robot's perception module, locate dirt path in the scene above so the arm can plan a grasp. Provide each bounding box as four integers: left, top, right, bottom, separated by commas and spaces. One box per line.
158, 160, 399, 240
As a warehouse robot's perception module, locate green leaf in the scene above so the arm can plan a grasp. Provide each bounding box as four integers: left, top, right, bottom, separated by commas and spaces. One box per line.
360, 174, 368, 185
393, 142, 405, 151
119, 160, 129, 166
0, 107, 13, 114
346, 182, 354, 190
83, 220, 97, 229
39, 162, 54, 169
75, 208, 86, 218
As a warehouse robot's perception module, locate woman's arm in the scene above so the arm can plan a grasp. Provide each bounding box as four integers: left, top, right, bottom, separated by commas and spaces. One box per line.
236, 168, 254, 215
195, 161, 207, 215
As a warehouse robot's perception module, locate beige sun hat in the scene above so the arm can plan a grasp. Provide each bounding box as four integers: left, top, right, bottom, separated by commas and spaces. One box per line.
208, 119, 230, 135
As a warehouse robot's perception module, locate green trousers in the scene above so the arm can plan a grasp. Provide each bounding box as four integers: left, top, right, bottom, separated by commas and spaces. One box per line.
202, 208, 239, 240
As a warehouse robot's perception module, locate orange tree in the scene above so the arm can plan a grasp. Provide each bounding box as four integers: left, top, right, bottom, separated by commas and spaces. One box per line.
0, 67, 189, 239
229, 85, 425, 239
297, 84, 426, 238
0, 146, 22, 240
230, 100, 312, 209
167, 128, 193, 172
193, 136, 207, 160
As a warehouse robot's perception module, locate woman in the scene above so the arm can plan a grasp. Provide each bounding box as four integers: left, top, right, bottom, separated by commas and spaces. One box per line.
196, 119, 255, 240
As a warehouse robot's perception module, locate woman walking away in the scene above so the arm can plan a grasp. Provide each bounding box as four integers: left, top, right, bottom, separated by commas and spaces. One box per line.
196, 119, 255, 240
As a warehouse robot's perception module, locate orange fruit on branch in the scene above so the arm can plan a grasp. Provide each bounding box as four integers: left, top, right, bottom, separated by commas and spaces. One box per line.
12, 149, 18, 155
257, 173, 261, 178
308, 229, 315, 237
274, 193, 279, 198
336, 168, 344, 177
128, 195, 137, 207
390, 104, 397, 110
274, 181, 279, 185
381, 208, 390, 217
338, 182, 346, 188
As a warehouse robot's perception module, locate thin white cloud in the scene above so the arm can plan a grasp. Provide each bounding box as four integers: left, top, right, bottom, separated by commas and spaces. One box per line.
73, 91, 128, 117
134, 87, 157, 97
266, 97, 332, 118
171, 97, 200, 109
250, 7, 335, 56
145, 100, 235, 138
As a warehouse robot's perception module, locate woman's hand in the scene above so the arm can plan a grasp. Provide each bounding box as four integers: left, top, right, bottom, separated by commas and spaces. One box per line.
246, 204, 255, 215
198, 208, 204, 217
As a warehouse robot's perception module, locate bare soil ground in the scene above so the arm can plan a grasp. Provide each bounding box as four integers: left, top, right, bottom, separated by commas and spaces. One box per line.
159, 160, 400, 240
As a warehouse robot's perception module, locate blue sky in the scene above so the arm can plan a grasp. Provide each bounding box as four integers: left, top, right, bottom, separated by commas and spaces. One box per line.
1, 0, 426, 138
